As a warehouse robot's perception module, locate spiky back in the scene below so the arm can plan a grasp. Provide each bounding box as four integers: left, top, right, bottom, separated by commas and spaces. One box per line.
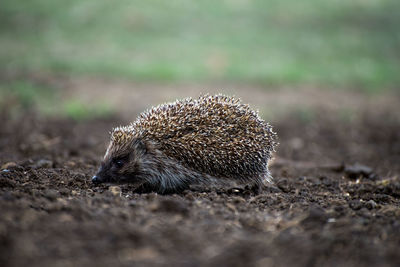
115, 95, 277, 179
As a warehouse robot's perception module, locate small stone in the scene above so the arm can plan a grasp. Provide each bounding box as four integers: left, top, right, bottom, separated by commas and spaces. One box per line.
349, 199, 362, 210
33, 159, 53, 169
276, 178, 291, 193
1, 162, 17, 169
65, 161, 76, 167
109, 186, 122, 196
344, 164, 373, 179
365, 200, 378, 210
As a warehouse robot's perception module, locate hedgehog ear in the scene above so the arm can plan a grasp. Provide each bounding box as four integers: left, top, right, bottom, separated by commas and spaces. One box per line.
135, 139, 148, 154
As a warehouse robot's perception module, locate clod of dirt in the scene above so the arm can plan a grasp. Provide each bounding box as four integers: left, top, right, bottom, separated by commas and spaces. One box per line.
108, 186, 122, 196
1, 162, 17, 169
32, 159, 54, 169
344, 164, 374, 180
1, 162, 23, 173
365, 200, 378, 210
301, 206, 328, 229
275, 178, 291, 193
348, 199, 363, 210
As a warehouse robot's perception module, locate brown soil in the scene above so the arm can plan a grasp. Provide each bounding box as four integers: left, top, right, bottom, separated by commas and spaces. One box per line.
1, 92, 400, 267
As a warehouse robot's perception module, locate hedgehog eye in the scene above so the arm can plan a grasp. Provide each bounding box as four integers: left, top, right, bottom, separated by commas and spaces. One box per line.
114, 160, 124, 168
112, 157, 127, 168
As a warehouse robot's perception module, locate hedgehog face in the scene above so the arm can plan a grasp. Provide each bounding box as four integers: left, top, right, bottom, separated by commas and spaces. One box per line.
92, 139, 149, 185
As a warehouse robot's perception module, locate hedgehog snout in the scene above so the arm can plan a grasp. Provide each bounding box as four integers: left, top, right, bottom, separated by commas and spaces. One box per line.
92, 165, 107, 184
92, 175, 101, 184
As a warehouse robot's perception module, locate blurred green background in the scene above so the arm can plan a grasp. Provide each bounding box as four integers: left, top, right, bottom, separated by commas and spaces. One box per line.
0, 0, 399, 118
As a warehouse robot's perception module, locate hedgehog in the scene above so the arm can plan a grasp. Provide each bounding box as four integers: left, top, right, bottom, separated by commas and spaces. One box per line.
92, 95, 277, 193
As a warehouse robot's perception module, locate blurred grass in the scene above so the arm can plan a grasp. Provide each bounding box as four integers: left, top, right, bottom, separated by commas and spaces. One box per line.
0, 81, 113, 120
63, 100, 113, 121
0, 0, 399, 92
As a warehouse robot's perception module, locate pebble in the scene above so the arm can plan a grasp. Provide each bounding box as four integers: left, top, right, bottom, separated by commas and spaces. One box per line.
109, 186, 122, 196
276, 178, 291, 193
349, 199, 362, 210
344, 164, 373, 179
1, 162, 17, 169
365, 200, 378, 210
33, 159, 54, 169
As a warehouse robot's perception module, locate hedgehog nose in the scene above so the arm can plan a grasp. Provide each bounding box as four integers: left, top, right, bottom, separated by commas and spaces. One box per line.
92, 175, 101, 184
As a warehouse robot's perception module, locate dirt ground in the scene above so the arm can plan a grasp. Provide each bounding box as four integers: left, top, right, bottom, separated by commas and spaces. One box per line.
0, 86, 400, 267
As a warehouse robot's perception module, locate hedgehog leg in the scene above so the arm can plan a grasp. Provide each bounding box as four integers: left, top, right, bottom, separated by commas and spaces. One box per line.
262, 169, 274, 185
